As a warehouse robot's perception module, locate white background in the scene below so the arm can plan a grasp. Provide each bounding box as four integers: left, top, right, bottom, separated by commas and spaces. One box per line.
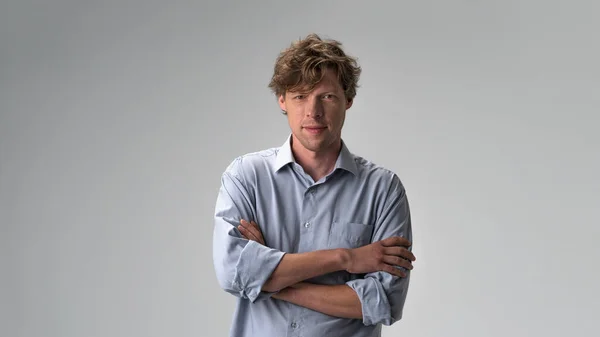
1, 1, 598, 336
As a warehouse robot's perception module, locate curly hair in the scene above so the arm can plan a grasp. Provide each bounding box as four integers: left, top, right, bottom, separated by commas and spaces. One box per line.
268, 33, 361, 102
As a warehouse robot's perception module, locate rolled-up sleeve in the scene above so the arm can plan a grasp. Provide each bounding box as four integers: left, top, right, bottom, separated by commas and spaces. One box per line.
346, 174, 413, 326
212, 162, 285, 302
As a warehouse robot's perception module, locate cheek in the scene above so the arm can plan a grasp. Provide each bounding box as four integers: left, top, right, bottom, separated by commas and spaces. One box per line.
332, 111, 346, 126
286, 113, 301, 127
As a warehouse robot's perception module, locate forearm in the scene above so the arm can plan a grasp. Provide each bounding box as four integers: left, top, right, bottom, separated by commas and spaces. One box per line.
273, 282, 362, 319
262, 249, 349, 292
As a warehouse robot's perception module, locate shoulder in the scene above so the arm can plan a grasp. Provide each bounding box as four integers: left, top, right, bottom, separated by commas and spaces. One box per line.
351, 153, 406, 194
223, 146, 279, 181
350, 154, 410, 223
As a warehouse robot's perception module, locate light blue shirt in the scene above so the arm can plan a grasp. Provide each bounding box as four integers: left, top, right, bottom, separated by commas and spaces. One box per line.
213, 135, 413, 337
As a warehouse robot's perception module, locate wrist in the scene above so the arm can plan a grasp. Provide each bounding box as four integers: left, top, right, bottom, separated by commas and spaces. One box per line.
272, 291, 282, 300
337, 248, 352, 271
272, 286, 294, 301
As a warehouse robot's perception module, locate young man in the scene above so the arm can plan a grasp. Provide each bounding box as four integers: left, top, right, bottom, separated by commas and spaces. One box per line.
212, 33, 416, 337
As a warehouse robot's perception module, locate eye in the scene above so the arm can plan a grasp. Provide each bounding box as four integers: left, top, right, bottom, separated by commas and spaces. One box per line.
293, 95, 305, 100
322, 94, 335, 100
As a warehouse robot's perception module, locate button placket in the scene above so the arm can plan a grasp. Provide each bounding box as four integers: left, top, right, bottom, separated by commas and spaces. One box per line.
299, 184, 317, 253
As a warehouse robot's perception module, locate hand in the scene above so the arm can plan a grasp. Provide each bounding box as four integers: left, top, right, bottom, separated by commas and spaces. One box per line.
344, 236, 415, 278
238, 219, 266, 246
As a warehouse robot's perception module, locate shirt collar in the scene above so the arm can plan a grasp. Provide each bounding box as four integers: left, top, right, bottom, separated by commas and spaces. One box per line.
336, 141, 359, 176
273, 135, 295, 172
274, 134, 358, 176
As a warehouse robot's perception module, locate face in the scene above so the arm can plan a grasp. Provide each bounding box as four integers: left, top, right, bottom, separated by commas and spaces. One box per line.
278, 68, 353, 155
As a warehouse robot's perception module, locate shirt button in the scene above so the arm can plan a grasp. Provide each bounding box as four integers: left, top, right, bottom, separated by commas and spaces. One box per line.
304, 222, 310, 228
291, 322, 297, 329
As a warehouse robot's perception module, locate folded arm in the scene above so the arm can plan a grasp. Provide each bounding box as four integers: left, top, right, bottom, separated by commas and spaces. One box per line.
273, 282, 363, 319
214, 167, 414, 307
212, 168, 284, 302
242, 174, 414, 325
345, 174, 413, 326
213, 168, 354, 301
238, 218, 414, 295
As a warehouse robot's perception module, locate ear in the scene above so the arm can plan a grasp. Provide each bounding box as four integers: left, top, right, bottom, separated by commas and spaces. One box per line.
345, 98, 354, 110
278, 94, 286, 111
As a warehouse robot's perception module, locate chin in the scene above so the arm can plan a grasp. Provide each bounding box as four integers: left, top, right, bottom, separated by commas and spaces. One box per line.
301, 138, 334, 153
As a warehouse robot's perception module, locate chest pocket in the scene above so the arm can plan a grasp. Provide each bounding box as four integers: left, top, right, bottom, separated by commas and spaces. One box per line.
327, 221, 373, 249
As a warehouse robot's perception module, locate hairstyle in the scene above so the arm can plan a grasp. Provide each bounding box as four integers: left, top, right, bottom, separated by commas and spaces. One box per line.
268, 33, 361, 103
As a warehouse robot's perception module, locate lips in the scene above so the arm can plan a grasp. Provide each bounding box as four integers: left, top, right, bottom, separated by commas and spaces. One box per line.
303, 126, 326, 135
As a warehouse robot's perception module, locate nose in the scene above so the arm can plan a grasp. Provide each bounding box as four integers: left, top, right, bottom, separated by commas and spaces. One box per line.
306, 96, 324, 118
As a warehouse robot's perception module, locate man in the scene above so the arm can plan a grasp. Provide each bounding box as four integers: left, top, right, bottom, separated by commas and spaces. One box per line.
212, 33, 415, 337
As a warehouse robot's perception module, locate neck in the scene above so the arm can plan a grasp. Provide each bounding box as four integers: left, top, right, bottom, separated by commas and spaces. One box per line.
291, 137, 342, 182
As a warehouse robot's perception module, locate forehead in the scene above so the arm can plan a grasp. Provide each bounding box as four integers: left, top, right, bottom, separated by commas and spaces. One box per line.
288, 68, 343, 94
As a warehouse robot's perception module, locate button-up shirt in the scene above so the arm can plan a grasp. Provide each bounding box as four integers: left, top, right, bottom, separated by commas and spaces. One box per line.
212, 135, 413, 337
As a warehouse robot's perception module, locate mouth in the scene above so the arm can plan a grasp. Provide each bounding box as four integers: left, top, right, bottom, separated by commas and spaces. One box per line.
303, 126, 327, 135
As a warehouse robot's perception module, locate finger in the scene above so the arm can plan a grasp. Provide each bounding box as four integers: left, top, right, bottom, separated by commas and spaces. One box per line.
381, 264, 407, 278
241, 228, 260, 242
381, 236, 412, 248
238, 223, 251, 238
241, 220, 263, 242
384, 246, 416, 261
249, 220, 261, 230
240, 219, 255, 233
249, 221, 265, 241
241, 220, 265, 245
239, 222, 260, 242
382, 255, 413, 270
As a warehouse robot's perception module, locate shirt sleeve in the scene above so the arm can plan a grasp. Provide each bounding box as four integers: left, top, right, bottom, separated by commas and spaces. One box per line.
212, 160, 286, 303
345, 173, 413, 326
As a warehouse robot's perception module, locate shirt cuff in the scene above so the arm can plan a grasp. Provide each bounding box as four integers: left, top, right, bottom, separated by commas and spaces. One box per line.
346, 277, 394, 326
233, 240, 285, 302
